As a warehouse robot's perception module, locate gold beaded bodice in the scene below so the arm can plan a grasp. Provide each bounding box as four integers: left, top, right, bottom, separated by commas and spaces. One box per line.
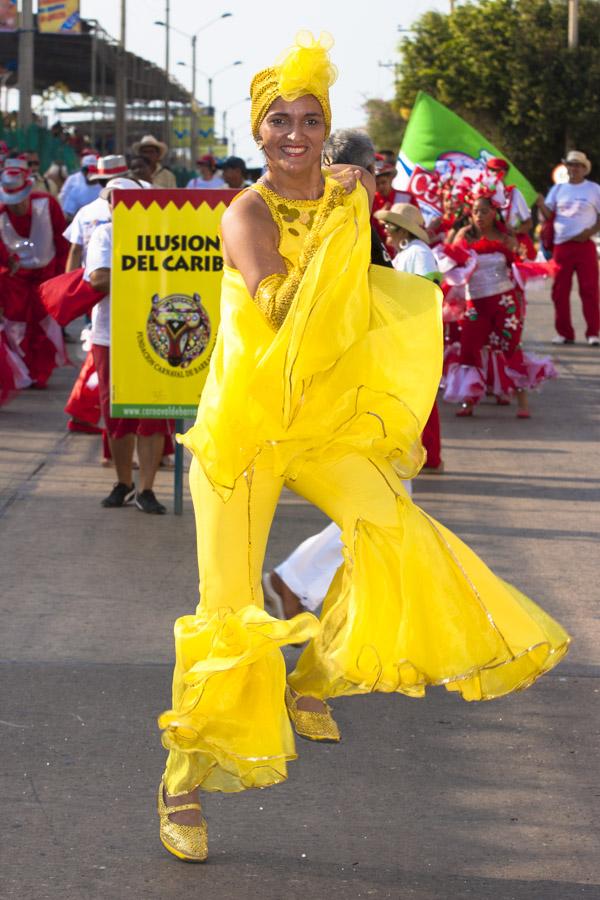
250, 182, 323, 268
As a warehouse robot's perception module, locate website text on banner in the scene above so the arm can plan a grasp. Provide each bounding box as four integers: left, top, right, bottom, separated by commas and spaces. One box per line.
110, 189, 234, 418
395, 91, 536, 218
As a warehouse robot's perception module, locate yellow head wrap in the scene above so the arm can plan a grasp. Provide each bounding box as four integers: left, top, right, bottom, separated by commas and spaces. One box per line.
250, 31, 338, 141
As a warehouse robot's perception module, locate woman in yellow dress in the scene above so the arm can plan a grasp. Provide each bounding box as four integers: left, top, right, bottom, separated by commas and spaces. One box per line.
156, 32, 570, 862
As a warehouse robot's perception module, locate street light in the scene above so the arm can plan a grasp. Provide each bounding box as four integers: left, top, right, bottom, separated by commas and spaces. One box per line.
155, 13, 233, 164
179, 59, 243, 153
221, 96, 250, 150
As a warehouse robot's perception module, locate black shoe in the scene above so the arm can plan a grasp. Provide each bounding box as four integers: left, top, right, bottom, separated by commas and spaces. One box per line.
101, 482, 136, 508
135, 489, 166, 514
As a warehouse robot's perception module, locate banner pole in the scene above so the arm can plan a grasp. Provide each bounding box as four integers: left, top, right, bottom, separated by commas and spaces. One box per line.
174, 418, 184, 515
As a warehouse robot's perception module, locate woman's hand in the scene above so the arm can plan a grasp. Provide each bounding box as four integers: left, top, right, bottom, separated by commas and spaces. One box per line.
327, 165, 361, 194
325, 164, 376, 208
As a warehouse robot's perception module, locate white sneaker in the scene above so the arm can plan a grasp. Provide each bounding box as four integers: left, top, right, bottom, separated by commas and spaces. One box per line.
551, 334, 572, 344
587, 336, 600, 346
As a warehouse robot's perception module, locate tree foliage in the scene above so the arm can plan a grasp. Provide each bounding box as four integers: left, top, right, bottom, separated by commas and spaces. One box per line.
394, 0, 600, 190
362, 97, 407, 154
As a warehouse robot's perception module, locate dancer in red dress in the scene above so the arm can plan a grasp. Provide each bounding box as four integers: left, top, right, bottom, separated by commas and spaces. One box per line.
0, 159, 69, 388
443, 196, 556, 417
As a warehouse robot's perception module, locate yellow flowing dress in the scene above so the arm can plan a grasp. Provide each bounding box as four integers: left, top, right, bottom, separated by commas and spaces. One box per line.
158, 177, 570, 796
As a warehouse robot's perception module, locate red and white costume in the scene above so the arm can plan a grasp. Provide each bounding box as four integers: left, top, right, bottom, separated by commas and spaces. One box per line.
0, 190, 69, 388
443, 237, 556, 405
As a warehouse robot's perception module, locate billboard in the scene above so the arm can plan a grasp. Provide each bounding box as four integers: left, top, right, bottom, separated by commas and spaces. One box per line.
38, 0, 81, 34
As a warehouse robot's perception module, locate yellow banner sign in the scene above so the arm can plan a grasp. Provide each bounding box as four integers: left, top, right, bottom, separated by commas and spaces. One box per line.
38, 0, 81, 33
172, 112, 220, 153
110, 189, 234, 417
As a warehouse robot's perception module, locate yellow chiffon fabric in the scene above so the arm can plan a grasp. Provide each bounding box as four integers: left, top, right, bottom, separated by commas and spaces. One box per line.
159, 177, 570, 795
179, 178, 439, 494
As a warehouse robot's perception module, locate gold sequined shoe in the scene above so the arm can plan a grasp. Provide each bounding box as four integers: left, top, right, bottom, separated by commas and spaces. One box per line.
157, 781, 208, 863
285, 685, 341, 743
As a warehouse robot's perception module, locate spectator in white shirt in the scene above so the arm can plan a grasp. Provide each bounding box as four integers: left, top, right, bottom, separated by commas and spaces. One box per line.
375, 202, 438, 277
186, 154, 225, 190
537, 150, 600, 345
84, 177, 172, 514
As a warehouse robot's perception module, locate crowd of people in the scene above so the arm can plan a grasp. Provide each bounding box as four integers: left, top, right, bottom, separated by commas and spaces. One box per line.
0, 119, 598, 514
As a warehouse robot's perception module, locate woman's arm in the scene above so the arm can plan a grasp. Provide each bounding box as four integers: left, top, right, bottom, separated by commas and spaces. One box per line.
221, 191, 298, 331
221, 191, 287, 295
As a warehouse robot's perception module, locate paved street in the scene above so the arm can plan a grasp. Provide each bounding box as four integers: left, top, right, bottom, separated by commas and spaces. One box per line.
1, 282, 599, 900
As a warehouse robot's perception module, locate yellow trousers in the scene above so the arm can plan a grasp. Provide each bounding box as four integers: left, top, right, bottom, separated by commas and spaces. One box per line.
161, 447, 569, 795
163, 447, 410, 794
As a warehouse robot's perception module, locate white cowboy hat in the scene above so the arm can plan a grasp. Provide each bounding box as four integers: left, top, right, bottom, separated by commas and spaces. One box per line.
0, 158, 34, 205
562, 150, 591, 174
374, 202, 430, 244
132, 134, 168, 160
88, 155, 130, 182
100, 176, 146, 200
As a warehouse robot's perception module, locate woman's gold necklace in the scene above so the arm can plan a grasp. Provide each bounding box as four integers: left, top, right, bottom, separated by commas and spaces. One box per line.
262, 173, 325, 201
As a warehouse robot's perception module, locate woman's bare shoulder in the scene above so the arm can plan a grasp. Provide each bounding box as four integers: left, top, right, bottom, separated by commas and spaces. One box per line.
220, 184, 282, 273
221, 187, 272, 231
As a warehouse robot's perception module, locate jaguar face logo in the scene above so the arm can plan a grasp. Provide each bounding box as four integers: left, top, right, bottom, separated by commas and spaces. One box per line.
147, 292, 211, 368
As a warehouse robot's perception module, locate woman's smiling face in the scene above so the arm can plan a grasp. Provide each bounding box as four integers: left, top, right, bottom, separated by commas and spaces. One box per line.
259, 95, 326, 176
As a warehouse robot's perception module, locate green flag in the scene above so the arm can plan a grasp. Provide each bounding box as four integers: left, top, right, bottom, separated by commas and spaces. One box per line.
397, 91, 536, 207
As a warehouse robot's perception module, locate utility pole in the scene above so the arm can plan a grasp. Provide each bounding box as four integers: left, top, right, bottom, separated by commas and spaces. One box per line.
164, 0, 170, 148
90, 21, 98, 147
115, 0, 126, 153
18, 0, 34, 129
449, 0, 455, 13
190, 34, 197, 169
566, 0, 579, 152
568, 0, 578, 48
208, 76, 213, 153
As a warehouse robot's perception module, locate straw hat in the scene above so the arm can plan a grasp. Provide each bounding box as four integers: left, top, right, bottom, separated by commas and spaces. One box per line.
0, 158, 34, 205
89, 155, 130, 182
132, 135, 168, 160
562, 150, 591, 174
374, 202, 429, 243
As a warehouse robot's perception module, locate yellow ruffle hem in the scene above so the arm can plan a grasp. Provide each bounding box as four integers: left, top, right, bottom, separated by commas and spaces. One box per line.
161, 179, 570, 795
160, 606, 320, 793
288, 511, 569, 702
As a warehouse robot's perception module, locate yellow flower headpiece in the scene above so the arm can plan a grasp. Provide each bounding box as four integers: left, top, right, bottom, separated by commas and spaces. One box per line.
250, 31, 338, 141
